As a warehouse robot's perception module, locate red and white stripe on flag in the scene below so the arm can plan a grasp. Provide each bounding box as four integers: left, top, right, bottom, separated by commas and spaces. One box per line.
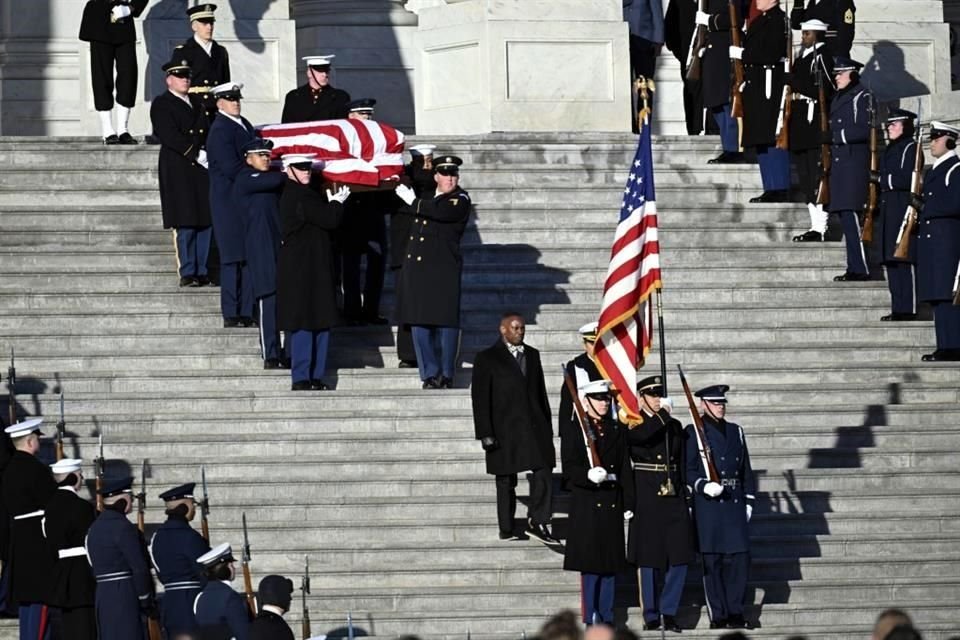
258, 119, 406, 186
594, 125, 661, 423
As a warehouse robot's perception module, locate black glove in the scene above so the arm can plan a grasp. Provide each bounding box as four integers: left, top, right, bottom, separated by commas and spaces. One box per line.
480, 436, 499, 452
909, 193, 924, 212
820, 130, 833, 145
869, 170, 881, 185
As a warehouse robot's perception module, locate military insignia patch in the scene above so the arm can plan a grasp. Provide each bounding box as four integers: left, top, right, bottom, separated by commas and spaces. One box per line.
450, 198, 459, 206
843, 8, 854, 24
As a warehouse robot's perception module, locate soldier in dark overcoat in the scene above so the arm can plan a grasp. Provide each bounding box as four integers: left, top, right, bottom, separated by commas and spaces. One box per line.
875, 109, 921, 320
789, 20, 834, 241
393, 156, 471, 388
193, 543, 251, 640
281, 55, 351, 124
207, 82, 257, 326
85, 476, 154, 640
471, 313, 558, 545
558, 322, 605, 434
737, 0, 791, 203
790, 0, 856, 57
664, 0, 706, 135
79, 0, 148, 143
151, 58, 214, 288
915, 122, 960, 361
560, 379, 633, 626
685, 385, 757, 630
235, 139, 288, 368
149, 482, 211, 638
276, 154, 348, 391
177, 4, 231, 121
827, 57, 873, 281
250, 575, 295, 640
626, 376, 694, 633
43, 458, 97, 640
700, 0, 749, 162
1, 419, 56, 639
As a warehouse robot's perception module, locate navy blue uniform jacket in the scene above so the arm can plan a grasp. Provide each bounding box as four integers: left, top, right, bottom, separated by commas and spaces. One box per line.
235, 168, 286, 299
917, 152, 960, 302
207, 113, 256, 264
878, 135, 921, 264
827, 82, 872, 212
150, 516, 211, 634
194, 580, 251, 640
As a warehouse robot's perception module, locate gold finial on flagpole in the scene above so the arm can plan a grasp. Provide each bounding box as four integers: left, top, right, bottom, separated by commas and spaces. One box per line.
634, 77, 656, 134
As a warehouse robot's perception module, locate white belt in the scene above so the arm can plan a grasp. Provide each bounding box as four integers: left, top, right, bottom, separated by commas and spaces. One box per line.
58, 547, 87, 559
14, 510, 44, 520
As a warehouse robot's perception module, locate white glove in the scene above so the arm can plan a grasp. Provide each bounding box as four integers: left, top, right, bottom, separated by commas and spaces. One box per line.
695, 10, 710, 25
703, 481, 724, 498
395, 183, 416, 205
729, 46, 744, 60
623, 510, 634, 521
660, 397, 674, 414
196, 150, 208, 169
326, 186, 351, 204
746, 504, 753, 522
587, 466, 608, 485
111, 5, 132, 19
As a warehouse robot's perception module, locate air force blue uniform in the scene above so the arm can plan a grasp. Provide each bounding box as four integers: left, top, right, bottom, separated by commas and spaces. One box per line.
878, 131, 921, 315
150, 517, 210, 636
194, 580, 251, 640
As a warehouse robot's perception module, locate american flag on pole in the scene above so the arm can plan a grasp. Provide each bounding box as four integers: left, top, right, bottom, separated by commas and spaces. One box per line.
594, 120, 662, 423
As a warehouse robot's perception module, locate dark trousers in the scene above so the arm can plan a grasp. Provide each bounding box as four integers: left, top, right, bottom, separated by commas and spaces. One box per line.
61, 605, 97, 640
712, 105, 740, 152
19, 603, 51, 640
396, 324, 417, 363
290, 330, 329, 383
495, 467, 552, 533
757, 145, 791, 191
220, 261, 253, 320
640, 564, 688, 622
342, 215, 386, 319
89, 40, 138, 111
175, 227, 212, 278
629, 35, 658, 80
257, 294, 281, 361
581, 573, 615, 625
411, 326, 459, 380
885, 263, 916, 314
837, 210, 868, 274
680, 73, 709, 136
701, 552, 749, 622
793, 147, 820, 203
932, 301, 960, 350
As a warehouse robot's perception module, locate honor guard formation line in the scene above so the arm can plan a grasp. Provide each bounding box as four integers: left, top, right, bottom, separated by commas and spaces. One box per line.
0, 0, 958, 639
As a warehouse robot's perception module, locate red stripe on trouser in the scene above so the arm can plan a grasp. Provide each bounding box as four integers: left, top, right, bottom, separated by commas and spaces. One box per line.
580, 574, 587, 622
37, 605, 48, 640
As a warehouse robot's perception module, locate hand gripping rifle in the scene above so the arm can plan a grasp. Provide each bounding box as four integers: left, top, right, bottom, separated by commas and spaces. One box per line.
55, 392, 65, 461
686, 0, 709, 82
894, 101, 924, 259
7, 348, 15, 427
301, 556, 312, 640
677, 365, 719, 483
241, 513, 258, 616
560, 365, 602, 468
815, 61, 832, 206
861, 94, 881, 242
135, 460, 164, 640
199, 465, 211, 542
775, 3, 793, 150
94, 434, 105, 512
728, 0, 746, 118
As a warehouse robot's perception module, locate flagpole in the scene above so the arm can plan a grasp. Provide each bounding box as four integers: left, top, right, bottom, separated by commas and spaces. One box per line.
656, 288, 668, 397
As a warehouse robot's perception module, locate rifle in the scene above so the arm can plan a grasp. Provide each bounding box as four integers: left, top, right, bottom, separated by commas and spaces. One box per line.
953, 261, 960, 305
894, 101, 924, 259
301, 555, 312, 640
861, 94, 880, 242
199, 465, 211, 542
7, 348, 15, 427
728, 0, 746, 118
815, 61, 831, 206
685, 0, 709, 82
775, 3, 793, 150
560, 365, 602, 468
241, 513, 257, 616
94, 434, 105, 512
135, 460, 164, 640
55, 392, 65, 461
677, 365, 720, 483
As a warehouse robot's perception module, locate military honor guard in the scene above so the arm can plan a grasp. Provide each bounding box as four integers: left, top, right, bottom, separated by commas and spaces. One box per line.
828, 56, 873, 281
177, 3, 231, 121
626, 376, 693, 633
235, 138, 289, 368
79, 0, 148, 144
149, 482, 212, 638
558, 322, 606, 432
471, 313, 559, 545
207, 81, 257, 326
281, 55, 352, 123
875, 109, 922, 321
1, 419, 56, 640
789, 20, 835, 241
684, 385, 757, 630
85, 476, 155, 640
915, 122, 960, 361
664, 0, 708, 135
698, 0, 748, 163
193, 543, 251, 640
560, 379, 633, 626
151, 57, 214, 288
277, 154, 350, 390
393, 156, 471, 388
250, 575, 296, 640
790, 0, 855, 57
43, 458, 97, 640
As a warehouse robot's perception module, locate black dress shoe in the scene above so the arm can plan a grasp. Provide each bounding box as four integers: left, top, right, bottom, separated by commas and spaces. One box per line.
241, 317, 258, 328
117, 132, 138, 145
363, 314, 389, 326
525, 520, 561, 546
767, 189, 791, 202
438, 376, 454, 389
179, 276, 196, 287
196, 275, 211, 287
398, 360, 417, 369
749, 191, 770, 203
310, 380, 330, 390
881, 313, 918, 321
922, 349, 960, 362
278, 356, 291, 369
103, 134, 120, 145
498, 530, 522, 541
833, 272, 870, 282
291, 380, 312, 391
662, 615, 682, 633
792, 230, 823, 242
709, 619, 728, 629
223, 317, 243, 328
726, 614, 752, 629
643, 620, 661, 631
707, 151, 746, 164
263, 358, 282, 370
422, 376, 440, 389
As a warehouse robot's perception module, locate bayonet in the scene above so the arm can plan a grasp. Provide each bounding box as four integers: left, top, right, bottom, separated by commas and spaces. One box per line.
301, 555, 312, 640
55, 392, 65, 461
348, 611, 354, 640
7, 347, 15, 426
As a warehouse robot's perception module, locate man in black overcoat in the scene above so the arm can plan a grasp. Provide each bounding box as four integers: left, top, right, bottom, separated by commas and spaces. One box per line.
700, 0, 749, 163
250, 575, 295, 640
43, 458, 97, 640
1, 419, 57, 640
177, 4, 231, 121
281, 55, 352, 124
79, 0, 148, 143
151, 57, 214, 288
664, 0, 709, 135
471, 312, 559, 545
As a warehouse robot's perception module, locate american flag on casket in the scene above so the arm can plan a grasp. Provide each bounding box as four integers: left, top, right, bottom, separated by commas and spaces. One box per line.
258, 119, 406, 187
